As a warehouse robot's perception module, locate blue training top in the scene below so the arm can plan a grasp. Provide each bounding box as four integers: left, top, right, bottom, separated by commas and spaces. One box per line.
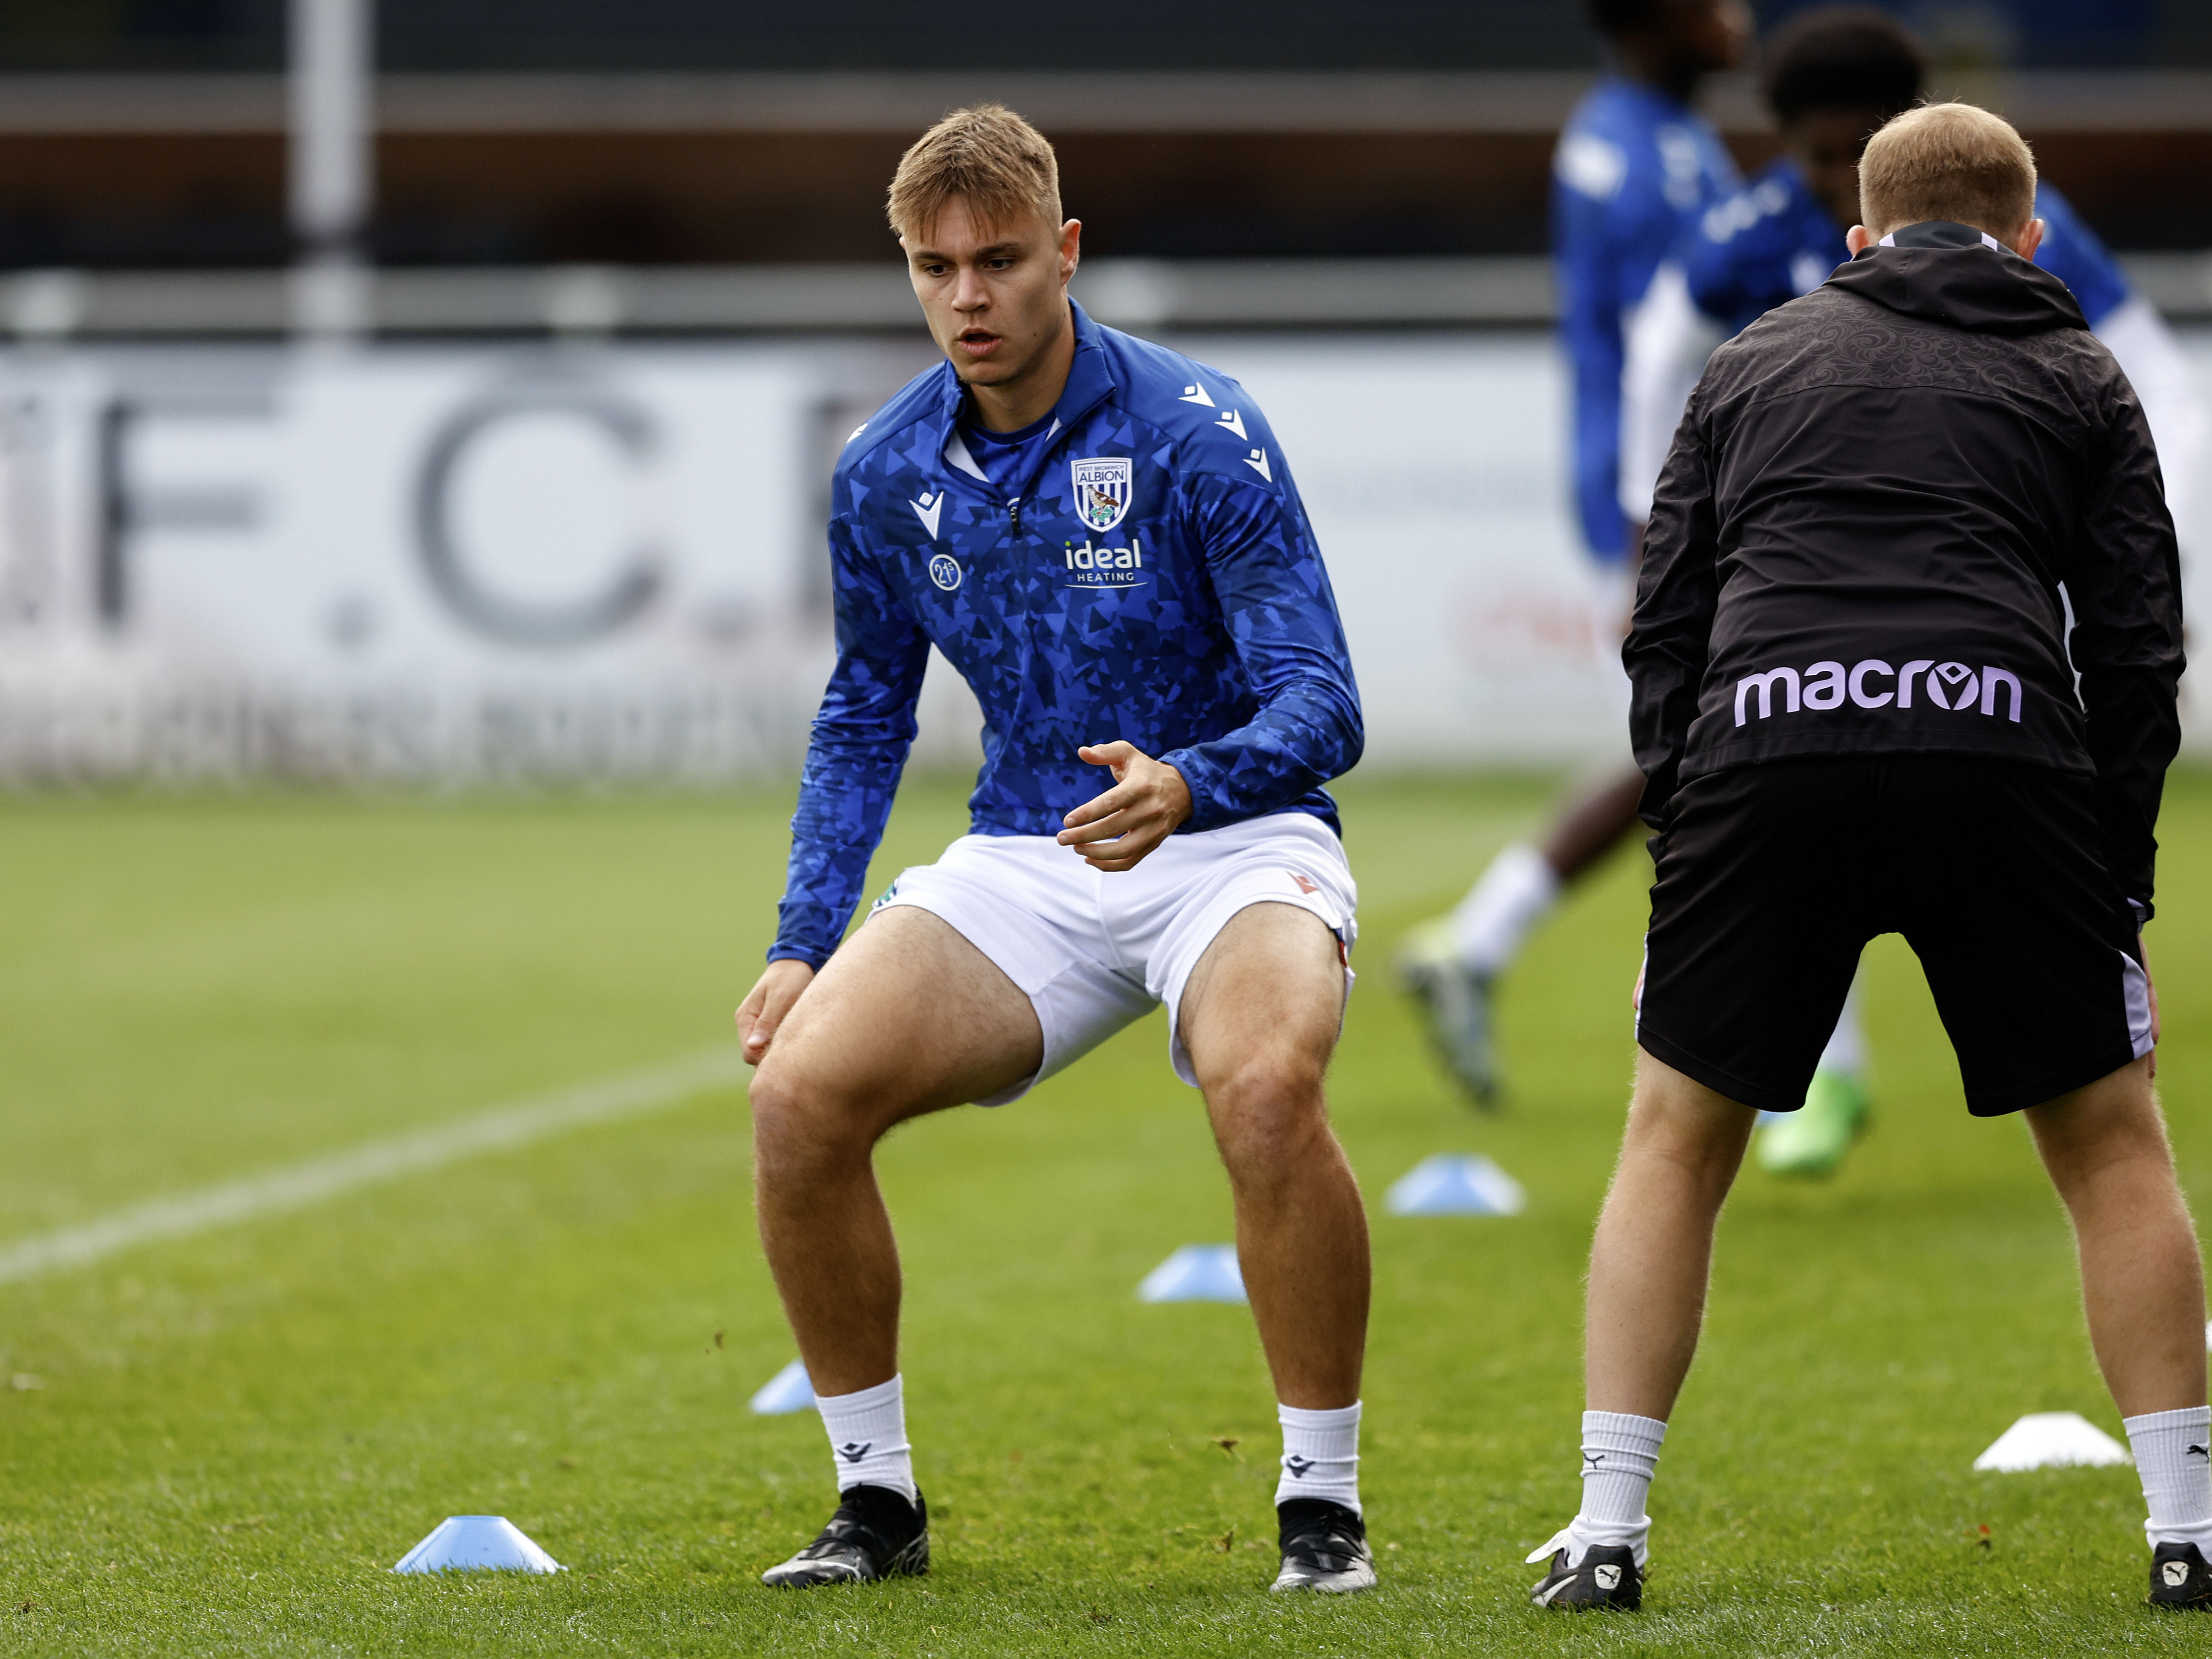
1552, 76, 1739, 564
769, 301, 1365, 970
1683, 156, 2133, 336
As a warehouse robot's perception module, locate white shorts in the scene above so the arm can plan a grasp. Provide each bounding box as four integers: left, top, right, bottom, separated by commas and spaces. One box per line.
869, 811, 1358, 1104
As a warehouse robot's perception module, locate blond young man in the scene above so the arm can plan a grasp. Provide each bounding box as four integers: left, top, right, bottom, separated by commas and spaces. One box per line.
738, 107, 1375, 1593
1529, 103, 2206, 1610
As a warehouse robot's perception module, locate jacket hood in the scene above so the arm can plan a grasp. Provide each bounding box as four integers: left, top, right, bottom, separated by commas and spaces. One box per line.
1823, 220, 2087, 335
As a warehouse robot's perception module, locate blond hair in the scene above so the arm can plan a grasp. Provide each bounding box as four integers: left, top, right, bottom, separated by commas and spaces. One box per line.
887, 105, 1062, 241
1858, 102, 2037, 239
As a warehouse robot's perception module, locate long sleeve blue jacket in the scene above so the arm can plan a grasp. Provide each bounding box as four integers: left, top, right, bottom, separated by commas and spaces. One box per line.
769, 302, 1364, 969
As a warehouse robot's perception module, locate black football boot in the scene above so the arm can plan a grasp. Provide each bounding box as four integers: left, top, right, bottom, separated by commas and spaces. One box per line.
760, 1485, 928, 1588
1528, 1541, 1642, 1610
2149, 1540, 2212, 1609
1270, 1498, 1377, 1593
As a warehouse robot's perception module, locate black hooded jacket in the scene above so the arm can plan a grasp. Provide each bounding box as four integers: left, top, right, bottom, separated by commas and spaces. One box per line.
1628, 220, 2184, 912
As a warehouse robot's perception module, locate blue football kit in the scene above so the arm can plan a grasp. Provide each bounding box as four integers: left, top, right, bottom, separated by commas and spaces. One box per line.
1553, 77, 1739, 563
1683, 156, 2133, 334
769, 301, 1365, 970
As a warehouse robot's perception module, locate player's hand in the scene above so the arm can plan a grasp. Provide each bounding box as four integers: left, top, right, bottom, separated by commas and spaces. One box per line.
736, 958, 816, 1066
1058, 741, 1193, 872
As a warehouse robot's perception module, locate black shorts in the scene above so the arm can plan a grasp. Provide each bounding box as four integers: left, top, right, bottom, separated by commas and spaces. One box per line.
1636, 755, 2152, 1117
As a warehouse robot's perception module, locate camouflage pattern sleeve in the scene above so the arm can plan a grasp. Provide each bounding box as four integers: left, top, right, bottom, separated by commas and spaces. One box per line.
768, 510, 931, 968
1157, 470, 1364, 831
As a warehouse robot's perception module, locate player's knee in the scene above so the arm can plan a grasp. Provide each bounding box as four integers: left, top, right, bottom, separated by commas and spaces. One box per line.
1623, 1061, 1755, 1173
2035, 1084, 2176, 1203
745, 1065, 811, 1168
1625, 1116, 1748, 1194
1205, 1051, 1331, 1167
1206, 1046, 1326, 1112
748, 1058, 874, 1176
2031, 1058, 2167, 1168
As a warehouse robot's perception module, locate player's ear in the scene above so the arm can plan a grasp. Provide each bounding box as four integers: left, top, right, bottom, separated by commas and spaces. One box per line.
1845, 225, 1875, 255
1059, 219, 1082, 283
2012, 217, 2045, 261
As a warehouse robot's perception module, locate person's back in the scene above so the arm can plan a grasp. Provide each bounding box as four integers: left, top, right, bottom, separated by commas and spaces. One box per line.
1661, 223, 2166, 797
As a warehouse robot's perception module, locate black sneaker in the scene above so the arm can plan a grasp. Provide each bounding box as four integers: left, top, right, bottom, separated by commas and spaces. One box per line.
2150, 1540, 2212, 1608
1527, 1540, 1642, 1610
1270, 1498, 1376, 1593
760, 1485, 929, 1588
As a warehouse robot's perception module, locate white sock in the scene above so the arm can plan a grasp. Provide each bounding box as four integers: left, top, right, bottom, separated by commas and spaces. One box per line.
1572, 1410, 1664, 1566
1816, 979, 1867, 1075
814, 1373, 915, 1503
2126, 1406, 2212, 1551
1275, 1401, 1361, 1515
1450, 843, 1561, 976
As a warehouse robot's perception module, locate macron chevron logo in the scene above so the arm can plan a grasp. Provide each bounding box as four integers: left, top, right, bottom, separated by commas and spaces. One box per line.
1215, 409, 1248, 440
1244, 448, 1272, 481
1180, 382, 1215, 407
910, 491, 943, 538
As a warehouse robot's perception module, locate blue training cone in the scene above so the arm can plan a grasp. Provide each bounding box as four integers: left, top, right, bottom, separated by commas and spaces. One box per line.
1137, 1244, 1247, 1304
1385, 1153, 1526, 1217
749, 1357, 816, 1415
392, 1515, 563, 1574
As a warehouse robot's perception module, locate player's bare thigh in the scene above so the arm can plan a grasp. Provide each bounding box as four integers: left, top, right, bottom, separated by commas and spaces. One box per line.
1178, 901, 1347, 1093
756, 905, 1045, 1136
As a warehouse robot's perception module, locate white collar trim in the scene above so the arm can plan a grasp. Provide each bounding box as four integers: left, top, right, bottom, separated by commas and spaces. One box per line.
943, 429, 988, 481
1878, 228, 2005, 253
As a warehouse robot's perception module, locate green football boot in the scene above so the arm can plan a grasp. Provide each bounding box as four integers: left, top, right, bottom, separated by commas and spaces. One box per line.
1756, 1066, 1870, 1179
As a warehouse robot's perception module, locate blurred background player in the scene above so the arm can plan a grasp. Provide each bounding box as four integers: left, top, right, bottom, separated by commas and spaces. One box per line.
1614, 5, 2210, 1176
1399, 0, 1747, 1106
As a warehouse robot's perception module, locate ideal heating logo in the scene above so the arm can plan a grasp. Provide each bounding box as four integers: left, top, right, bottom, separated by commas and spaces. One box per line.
1734, 658, 2022, 727
1064, 535, 1146, 590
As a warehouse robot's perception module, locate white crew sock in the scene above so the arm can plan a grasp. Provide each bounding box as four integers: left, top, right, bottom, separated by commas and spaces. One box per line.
2126, 1406, 2212, 1551
1275, 1401, 1361, 1514
1816, 978, 1867, 1075
1450, 843, 1561, 976
1571, 1411, 1665, 1566
814, 1373, 915, 1503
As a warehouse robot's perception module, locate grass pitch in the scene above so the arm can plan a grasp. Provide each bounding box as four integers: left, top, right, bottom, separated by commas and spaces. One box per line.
6, 772, 2212, 1656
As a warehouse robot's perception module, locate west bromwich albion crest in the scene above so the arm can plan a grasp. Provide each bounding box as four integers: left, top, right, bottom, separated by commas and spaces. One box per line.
1072, 457, 1132, 533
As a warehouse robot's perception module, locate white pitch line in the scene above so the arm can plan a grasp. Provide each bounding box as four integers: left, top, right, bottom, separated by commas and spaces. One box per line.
0, 1046, 749, 1286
